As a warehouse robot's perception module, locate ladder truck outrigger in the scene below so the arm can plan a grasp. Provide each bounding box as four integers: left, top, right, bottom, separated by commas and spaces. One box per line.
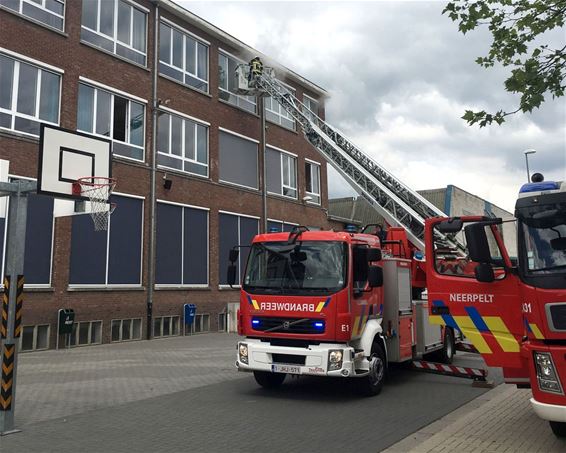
424, 174, 566, 437
228, 58, 480, 397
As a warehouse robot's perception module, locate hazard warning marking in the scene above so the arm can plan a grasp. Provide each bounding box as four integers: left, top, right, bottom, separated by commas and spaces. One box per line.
0, 276, 8, 339
0, 343, 15, 411
14, 275, 24, 338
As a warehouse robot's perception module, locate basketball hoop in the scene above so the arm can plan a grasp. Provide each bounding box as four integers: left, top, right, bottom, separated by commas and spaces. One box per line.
73, 177, 116, 231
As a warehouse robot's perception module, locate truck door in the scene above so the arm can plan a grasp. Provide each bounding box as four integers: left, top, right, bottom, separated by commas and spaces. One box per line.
425, 217, 524, 369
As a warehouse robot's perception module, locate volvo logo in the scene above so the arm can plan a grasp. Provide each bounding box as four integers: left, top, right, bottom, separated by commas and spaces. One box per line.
283, 321, 290, 330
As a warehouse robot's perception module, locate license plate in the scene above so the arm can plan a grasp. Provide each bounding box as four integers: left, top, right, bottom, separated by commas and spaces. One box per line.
272, 364, 301, 374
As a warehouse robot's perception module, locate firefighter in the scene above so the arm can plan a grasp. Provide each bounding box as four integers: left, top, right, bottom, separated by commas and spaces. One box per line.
249, 57, 263, 79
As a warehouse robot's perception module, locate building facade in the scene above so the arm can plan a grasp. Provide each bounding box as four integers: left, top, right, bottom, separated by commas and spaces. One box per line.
0, 0, 331, 350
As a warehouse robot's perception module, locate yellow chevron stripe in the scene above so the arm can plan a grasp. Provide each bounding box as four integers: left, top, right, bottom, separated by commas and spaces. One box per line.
484, 317, 520, 353
4, 346, 14, 359
453, 316, 493, 354
251, 299, 259, 310
1, 311, 6, 321
428, 315, 443, 325
529, 323, 545, 340
2, 363, 13, 375
0, 395, 12, 409
315, 301, 325, 312
1, 379, 12, 393
15, 326, 21, 337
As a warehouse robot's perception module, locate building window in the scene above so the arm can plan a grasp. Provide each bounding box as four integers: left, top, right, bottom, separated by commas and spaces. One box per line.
219, 212, 259, 286
187, 313, 210, 334
267, 220, 298, 233
218, 312, 226, 332
218, 130, 258, 190
69, 321, 102, 347
111, 318, 142, 342
0, 0, 65, 30
69, 194, 144, 286
81, 0, 147, 66
305, 161, 321, 204
266, 146, 297, 199
0, 185, 54, 287
218, 52, 257, 113
157, 111, 208, 177
154, 315, 180, 337
159, 21, 208, 93
264, 84, 295, 130
303, 94, 319, 122
77, 82, 145, 161
20, 324, 50, 351
0, 53, 60, 136
156, 202, 208, 286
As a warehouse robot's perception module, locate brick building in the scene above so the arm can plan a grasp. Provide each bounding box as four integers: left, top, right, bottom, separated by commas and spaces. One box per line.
0, 0, 331, 350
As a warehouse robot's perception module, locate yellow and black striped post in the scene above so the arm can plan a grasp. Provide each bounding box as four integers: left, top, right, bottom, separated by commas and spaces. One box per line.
14, 276, 24, 339
1, 277, 9, 339
0, 344, 15, 411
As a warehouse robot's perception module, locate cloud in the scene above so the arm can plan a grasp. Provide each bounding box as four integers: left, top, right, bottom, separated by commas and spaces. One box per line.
180, 1, 566, 212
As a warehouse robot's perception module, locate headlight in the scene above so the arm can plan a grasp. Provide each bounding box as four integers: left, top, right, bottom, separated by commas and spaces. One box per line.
534, 352, 563, 394
328, 349, 343, 371
239, 343, 249, 364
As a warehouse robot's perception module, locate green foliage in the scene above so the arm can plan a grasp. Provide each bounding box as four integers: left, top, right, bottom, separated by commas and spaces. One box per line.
444, 0, 566, 126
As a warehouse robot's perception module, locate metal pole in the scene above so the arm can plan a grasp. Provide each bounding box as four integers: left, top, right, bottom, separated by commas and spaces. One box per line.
0, 181, 32, 435
146, 1, 160, 340
260, 95, 267, 233
525, 153, 530, 182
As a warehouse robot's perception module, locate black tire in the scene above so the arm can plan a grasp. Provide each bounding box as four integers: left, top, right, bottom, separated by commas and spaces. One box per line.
437, 328, 455, 364
253, 371, 286, 389
358, 343, 386, 397
550, 421, 566, 437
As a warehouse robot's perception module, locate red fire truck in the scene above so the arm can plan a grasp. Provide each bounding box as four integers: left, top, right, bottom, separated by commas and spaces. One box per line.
425, 176, 566, 437
229, 225, 456, 396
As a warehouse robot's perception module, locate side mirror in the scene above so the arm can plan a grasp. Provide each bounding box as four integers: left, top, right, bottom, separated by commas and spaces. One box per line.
367, 266, 383, 288
229, 248, 239, 263
437, 218, 463, 233
464, 223, 492, 263
227, 264, 237, 286
367, 248, 382, 262
474, 263, 495, 283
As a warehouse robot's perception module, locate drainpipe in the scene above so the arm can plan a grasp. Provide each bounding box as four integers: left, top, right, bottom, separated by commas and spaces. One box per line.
147, 1, 159, 340
260, 95, 267, 233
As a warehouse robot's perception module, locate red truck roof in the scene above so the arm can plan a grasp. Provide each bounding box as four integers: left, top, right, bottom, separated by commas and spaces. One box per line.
252, 230, 381, 246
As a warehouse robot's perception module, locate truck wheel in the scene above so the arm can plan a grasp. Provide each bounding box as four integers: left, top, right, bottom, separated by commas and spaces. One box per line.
358, 343, 386, 397
253, 371, 286, 389
438, 328, 455, 364
550, 421, 566, 437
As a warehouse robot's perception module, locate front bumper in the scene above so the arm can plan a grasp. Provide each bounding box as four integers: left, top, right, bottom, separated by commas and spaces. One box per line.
530, 398, 566, 423
236, 338, 361, 377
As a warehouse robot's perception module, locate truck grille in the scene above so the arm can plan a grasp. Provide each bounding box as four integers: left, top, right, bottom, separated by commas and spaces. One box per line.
548, 304, 566, 331
251, 317, 325, 334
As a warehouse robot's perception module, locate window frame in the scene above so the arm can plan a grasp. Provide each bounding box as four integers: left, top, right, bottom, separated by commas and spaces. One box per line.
266, 144, 297, 200
218, 210, 260, 288
0, 49, 62, 138
68, 192, 145, 289
111, 317, 142, 342
305, 159, 321, 205
303, 93, 319, 121
80, 0, 149, 67
155, 200, 210, 288
156, 106, 209, 178
218, 128, 259, 191
158, 18, 210, 94
77, 77, 146, 162
218, 49, 257, 114
68, 320, 103, 348
19, 324, 50, 352
264, 80, 296, 130
153, 315, 181, 337
0, 0, 66, 32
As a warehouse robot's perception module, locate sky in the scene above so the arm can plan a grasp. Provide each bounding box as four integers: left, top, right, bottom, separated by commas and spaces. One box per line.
179, 0, 566, 213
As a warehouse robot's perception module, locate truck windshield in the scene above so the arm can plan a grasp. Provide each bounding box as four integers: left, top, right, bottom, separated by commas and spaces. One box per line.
243, 241, 347, 294
518, 203, 566, 274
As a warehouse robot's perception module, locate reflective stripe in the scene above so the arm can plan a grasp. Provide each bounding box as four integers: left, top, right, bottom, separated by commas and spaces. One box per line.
453, 316, 493, 354
529, 323, 545, 340
483, 317, 520, 353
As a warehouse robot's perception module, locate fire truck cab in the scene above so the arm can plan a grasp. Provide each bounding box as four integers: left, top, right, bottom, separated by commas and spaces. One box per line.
230, 226, 453, 396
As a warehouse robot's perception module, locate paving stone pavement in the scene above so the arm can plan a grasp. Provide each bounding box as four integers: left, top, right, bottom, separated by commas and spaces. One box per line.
385, 383, 566, 453
8, 333, 241, 426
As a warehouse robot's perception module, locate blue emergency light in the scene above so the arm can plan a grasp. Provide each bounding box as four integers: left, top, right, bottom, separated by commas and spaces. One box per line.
314, 321, 324, 329
345, 224, 357, 233
519, 181, 559, 194
252, 319, 260, 326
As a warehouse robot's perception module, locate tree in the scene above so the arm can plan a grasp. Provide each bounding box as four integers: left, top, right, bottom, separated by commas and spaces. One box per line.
444, 0, 566, 126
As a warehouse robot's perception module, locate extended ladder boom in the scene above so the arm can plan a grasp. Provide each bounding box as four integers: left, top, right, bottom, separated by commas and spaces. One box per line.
237, 61, 460, 252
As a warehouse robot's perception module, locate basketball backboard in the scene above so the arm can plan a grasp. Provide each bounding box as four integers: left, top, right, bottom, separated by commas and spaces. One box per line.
38, 124, 112, 201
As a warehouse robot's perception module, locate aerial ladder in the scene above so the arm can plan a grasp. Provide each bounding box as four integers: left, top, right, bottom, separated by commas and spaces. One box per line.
235, 59, 462, 253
